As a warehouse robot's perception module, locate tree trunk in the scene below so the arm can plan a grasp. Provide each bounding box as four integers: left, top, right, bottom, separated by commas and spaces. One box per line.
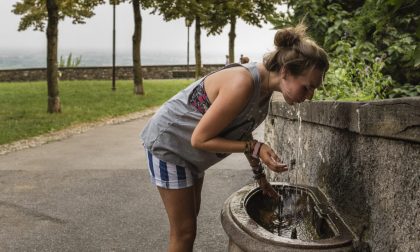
194, 15, 202, 79
46, 0, 61, 113
228, 15, 236, 64
132, 0, 144, 95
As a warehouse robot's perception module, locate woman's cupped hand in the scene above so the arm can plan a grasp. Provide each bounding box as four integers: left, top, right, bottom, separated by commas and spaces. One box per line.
259, 144, 288, 173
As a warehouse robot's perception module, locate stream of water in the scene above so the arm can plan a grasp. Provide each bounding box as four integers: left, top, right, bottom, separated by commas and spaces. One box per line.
295, 104, 302, 218
273, 104, 303, 239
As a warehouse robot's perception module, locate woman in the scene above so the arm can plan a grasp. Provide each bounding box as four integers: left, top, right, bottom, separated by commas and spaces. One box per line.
141, 23, 329, 252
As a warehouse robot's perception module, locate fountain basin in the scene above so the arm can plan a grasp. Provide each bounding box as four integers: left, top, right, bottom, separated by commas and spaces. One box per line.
221, 182, 356, 252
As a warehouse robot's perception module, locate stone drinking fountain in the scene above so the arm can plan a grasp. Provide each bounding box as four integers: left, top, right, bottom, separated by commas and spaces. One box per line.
221, 183, 356, 252
221, 95, 419, 252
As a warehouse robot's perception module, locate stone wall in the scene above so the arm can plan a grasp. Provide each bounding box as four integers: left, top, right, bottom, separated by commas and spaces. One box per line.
265, 94, 420, 252
0, 64, 224, 82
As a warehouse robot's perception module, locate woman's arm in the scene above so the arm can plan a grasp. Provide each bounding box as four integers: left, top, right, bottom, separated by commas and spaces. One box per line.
190, 68, 253, 153
190, 67, 288, 173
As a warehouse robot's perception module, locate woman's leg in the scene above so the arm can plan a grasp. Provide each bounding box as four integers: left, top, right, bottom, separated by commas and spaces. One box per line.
158, 177, 204, 252
193, 177, 204, 216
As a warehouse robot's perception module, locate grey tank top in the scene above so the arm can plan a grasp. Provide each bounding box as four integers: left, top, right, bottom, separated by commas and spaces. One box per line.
140, 62, 270, 175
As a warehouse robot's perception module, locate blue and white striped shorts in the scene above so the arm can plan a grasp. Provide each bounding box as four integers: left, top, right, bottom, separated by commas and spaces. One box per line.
145, 149, 203, 189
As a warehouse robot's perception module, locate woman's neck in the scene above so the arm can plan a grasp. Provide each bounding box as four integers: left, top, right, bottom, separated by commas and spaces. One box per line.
258, 63, 274, 97
258, 63, 271, 96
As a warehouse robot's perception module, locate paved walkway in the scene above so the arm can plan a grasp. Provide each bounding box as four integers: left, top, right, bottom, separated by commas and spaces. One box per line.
0, 113, 264, 251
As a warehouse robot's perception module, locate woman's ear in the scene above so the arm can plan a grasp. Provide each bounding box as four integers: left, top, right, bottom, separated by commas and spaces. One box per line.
280, 67, 288, 79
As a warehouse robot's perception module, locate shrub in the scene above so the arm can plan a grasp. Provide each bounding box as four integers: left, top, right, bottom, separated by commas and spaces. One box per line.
315, 41, 394, 101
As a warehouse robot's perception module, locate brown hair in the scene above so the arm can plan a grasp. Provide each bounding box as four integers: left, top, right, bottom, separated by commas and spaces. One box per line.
263, 23, 329, 77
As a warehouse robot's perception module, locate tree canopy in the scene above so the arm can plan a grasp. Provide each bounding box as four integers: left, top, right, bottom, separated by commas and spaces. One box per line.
204, 0, 281, 63
204, 0, 281, 35
270, 0, 419, 99
13, 0, 105, 31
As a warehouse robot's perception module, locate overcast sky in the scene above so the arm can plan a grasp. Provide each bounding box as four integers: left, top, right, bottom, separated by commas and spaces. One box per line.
0, 1, 283, 62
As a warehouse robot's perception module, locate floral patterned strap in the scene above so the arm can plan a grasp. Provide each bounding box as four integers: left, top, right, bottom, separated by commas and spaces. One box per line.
189, 82, 211, 115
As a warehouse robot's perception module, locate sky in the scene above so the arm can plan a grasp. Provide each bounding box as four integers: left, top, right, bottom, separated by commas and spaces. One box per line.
0, 1, 283, 63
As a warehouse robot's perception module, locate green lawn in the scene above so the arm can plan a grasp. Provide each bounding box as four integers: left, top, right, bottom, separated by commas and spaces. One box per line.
0, 79, 190, 145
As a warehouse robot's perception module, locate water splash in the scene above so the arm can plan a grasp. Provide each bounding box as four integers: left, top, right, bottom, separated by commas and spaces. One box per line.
318, 151, 325, 163
249, 185, 335, 240
356, 108, 361, 132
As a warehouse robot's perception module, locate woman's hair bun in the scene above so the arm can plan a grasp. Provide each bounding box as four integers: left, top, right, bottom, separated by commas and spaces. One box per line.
264, 22, 329, 74
274, 23, 307, 48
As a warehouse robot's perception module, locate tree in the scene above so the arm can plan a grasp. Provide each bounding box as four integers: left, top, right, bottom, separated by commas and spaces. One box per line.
153, 0, 210, 79
111, 0, 155, 95
13, 0, 104, 113
132, 0, 144, 95
204, 0, 281, 63
131, 0, 155, 95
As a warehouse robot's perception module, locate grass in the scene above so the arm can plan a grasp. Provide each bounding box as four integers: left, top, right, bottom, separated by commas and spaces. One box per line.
0, 79, 190, 145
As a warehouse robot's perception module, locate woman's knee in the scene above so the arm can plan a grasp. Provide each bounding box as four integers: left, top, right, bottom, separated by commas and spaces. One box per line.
170, 221, 197, 242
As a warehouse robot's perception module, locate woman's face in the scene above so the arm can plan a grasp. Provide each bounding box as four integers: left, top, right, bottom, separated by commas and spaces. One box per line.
280, 68, 323, 105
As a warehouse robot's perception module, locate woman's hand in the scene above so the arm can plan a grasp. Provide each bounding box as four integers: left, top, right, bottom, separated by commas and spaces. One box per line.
258, 144, 288, 173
